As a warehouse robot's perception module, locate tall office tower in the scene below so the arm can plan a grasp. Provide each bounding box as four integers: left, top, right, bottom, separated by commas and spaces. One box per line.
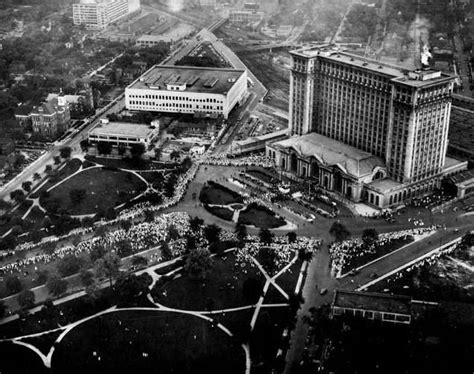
73, 0, 138, 29
267, 46, 467, 208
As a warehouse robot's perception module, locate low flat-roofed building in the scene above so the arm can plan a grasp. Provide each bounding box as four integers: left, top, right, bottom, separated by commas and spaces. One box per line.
332, 290, 412, 324
233, 129, 288, 155
88, 122, 158, 148
448, 169, 474, 198
125, 65, 248, 119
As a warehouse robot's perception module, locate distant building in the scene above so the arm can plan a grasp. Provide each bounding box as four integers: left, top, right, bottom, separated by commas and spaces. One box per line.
125, 65, 248, 119
73, 0, 140, 29
198, 0, 216, 7
0, 138, 15, 170
267, 45, 467, 208
447, 169, 474, 199
88, 121, 158, 148
136, 35, 168, 48
229, 10, 264, 25
14, 104, 34, 132
29, 97, 71, 139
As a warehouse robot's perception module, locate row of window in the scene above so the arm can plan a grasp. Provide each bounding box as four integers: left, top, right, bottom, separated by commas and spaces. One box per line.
128, 94, 223, 104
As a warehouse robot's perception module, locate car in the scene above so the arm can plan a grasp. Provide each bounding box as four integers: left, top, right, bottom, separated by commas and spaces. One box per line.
348, 269, 359, 276
370, 272, 378, 279
319, 288, 328, 295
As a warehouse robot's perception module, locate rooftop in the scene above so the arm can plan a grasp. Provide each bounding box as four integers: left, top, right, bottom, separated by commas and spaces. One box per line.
234, 129, 288, 146
127, 65, 246, 95
367, 178, 402, 193
449, 169, 474, 186
272, 133, 385, 178
291, 46, 455, 87
30, 98, 66, 116
333, 290, 411, 315
90, 122, 155, 138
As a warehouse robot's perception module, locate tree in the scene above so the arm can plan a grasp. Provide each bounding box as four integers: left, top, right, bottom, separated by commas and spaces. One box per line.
242, 277, 263, 303
57, 255, 83, 277
10, 189, 25, 203
36, 269, 49, 285
329, 222, 351, 242
44, 164, 53, 174
289, 293, 305, 313
287, 231, 297, 244
130, 143, 146, 159
53, 155, 61, 165
259, 228, 274, 245
120, 220, 132, 232
80, 139, 90, 153
235, 222, 247, 244
5, 276, 23, 294
114, 273, 152, 305
89, 242, 107, 262
258, 246, 278, 274
160, 241, 172, 259
95, 252, 121, 286
143, 209, 154, 223
204, 224, 221, 244
0, 300, 6, 318
170, 150, 180, 162
60, 146, 72, 159
131, 255, 148, 268
184, 248, 213, 281
46, 276, 68, 297
97, 141, 112, 156
118, 145, 127, 157
105, 206, 117, 220
79, 269, 95, 288
33, 172, 41, 181
189, 216, 204, 233
116, 240, 134, 257
17, 289, 35, 309
167, 224, 179, 241
362, 228, 379, 247
22, 181, 32, 193
69, 188, 86, 205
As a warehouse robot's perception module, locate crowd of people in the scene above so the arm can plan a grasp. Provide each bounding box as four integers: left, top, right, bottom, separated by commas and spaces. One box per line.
236, 235, 321, 274
0, 212, 191, 276
372, 239, 462, 289
329, 226, 438, 277
201, 153, 273, 168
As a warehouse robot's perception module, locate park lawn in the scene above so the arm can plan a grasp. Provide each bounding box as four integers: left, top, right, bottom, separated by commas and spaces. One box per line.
341, 236, 414, 273
152, 252, 266, 310
31, 158, 83, 198
50, 310, 245, 374
199, 181, 244, 205
85, 155, 151, 170
274, 258, 304, 296
251, 306, 292, 373
212, 308, 255, 337
138, 171, 167, 187
21, 330, 63, 356
0, 342, 48, 374
0, 199, 33, 236
204, 204, 235, 221
41, 168, 146, 215
238, 204, 286, 229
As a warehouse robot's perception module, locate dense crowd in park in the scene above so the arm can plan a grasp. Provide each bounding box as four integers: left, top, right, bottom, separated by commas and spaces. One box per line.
329, 226, 438, 276
0, 212, 191, 276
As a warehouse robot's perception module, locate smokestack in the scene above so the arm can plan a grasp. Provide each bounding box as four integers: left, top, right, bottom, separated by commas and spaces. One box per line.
420, 44, 432, 69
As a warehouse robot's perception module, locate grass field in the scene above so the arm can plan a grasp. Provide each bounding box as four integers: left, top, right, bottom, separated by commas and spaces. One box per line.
199, 181, 244, 206
152, 252, 265, 310
238, 203, 286, 229
41, 168, 146, 215
50, 310, 245, 374
203, 204, 235, 221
